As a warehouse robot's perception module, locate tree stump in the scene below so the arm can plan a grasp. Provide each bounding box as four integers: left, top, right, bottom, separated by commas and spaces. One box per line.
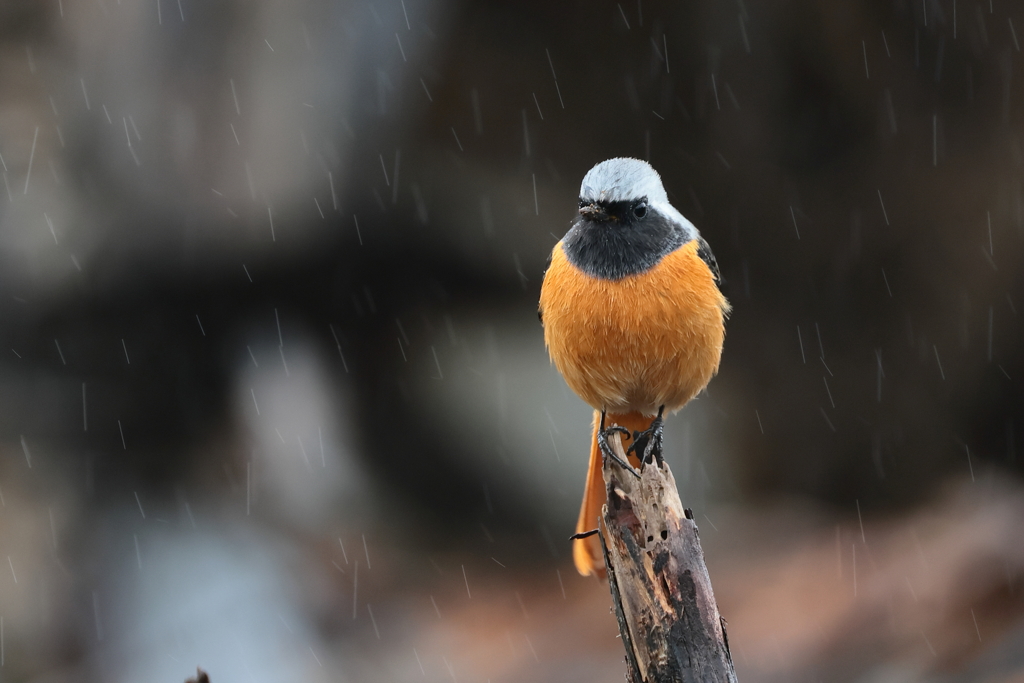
598, 429, 737, 683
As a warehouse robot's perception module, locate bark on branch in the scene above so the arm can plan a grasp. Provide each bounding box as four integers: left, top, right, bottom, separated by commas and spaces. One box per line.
599, 429, 738, 683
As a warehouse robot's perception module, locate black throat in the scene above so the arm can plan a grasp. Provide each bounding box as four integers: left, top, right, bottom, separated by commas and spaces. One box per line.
561, 203, 687, 280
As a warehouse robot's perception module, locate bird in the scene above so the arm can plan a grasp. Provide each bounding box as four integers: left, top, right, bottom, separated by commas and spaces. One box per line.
538, 158, 730, 577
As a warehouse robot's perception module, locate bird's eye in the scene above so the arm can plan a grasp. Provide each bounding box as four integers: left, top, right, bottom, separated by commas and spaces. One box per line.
633, 202, 647, 218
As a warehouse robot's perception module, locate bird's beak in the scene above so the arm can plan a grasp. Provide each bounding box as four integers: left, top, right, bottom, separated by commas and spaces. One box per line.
579, 203, 608, 221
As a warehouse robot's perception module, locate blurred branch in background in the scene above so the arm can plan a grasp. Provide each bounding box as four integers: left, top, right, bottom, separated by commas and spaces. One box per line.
185, 669, 209, 683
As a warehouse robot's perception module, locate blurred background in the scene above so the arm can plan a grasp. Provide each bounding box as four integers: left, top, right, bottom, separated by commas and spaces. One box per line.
0, 0, 1023, 681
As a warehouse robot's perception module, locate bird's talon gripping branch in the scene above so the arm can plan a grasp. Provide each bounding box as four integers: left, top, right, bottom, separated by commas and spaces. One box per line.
597, 424, 641, 477
626, 406, 666, 468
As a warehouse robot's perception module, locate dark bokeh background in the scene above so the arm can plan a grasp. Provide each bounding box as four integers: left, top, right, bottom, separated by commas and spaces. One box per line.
0, 1, 1023, 681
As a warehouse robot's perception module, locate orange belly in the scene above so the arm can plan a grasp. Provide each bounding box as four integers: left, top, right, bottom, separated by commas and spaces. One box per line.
539, 239, 729, 415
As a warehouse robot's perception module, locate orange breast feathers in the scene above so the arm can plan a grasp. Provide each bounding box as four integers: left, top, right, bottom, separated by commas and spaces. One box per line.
539, 238, 730, 416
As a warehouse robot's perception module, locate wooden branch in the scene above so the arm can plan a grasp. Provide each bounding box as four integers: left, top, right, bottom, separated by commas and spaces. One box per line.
184, 668, 209, 683
599, 430, 738, 683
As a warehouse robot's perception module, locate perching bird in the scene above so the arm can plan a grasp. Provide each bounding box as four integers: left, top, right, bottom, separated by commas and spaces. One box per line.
538, 158, 730, 577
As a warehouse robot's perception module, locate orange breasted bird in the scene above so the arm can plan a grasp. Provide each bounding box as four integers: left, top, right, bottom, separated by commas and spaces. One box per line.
538, 158, 730, 577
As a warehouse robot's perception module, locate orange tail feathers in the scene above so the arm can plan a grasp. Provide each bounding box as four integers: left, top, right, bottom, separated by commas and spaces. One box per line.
573, 410, 653, 577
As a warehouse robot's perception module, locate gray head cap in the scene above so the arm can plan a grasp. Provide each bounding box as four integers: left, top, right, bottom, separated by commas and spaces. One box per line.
579, 157, 698, 241
579, 158, 669, 204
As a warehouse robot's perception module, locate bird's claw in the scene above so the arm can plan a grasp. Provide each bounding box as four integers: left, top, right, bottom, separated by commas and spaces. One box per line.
597, 413, 641, 478
626, 406, 666, 468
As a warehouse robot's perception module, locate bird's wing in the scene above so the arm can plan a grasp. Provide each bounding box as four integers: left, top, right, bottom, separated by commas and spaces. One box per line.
695, 236, 722, 286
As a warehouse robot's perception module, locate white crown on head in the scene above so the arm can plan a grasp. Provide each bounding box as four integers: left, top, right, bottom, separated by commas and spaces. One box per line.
579, 158, 699, 242
579, 158, 669, 204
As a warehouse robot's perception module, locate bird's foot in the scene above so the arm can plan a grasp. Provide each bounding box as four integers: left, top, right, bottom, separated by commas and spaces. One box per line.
598, 412, 641, 478
626, 406, 665, 468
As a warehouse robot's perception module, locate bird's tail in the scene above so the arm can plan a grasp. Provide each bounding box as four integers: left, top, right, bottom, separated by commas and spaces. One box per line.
573, 410, 651, 578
